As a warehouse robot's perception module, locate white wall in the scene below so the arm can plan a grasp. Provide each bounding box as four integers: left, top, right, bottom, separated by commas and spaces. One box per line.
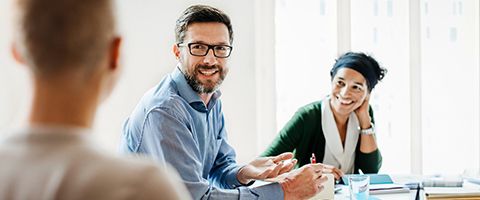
0, 0, 31, 133
0, 0, 274, 164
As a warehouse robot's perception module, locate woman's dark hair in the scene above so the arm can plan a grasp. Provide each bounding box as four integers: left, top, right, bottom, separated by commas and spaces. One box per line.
330, 52, 387, 91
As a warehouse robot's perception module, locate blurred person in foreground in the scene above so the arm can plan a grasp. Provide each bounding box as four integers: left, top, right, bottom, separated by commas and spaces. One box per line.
0, 0, 190, 199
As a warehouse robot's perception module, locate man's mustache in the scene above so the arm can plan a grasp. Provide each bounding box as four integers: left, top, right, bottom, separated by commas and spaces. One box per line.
196, 65, 220, 70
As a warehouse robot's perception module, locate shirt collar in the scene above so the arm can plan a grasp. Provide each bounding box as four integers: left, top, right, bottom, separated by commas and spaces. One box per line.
321, 96, 359, 174
171, 65, 222, 112
10, 124, 91, 142
25, 124, 91, 134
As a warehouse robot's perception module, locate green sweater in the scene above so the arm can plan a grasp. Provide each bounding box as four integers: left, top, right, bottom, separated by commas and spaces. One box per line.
262, 100, 382, 174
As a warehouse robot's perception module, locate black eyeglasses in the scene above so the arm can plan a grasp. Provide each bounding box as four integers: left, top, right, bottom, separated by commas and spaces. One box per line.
178, 43, 233, 58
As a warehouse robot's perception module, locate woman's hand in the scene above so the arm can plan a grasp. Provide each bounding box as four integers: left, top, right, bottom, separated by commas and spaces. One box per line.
356, 94, 379, 153
355, 94, 372, 129
321, 164, 344, 181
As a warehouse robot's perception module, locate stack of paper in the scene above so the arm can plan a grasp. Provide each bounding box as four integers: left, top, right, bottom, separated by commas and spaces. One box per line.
425, 187, 480, 199
310, 174, 335, 200
465, 177, 480, 185
369, 184, 410, 194
423, 175, 463, 187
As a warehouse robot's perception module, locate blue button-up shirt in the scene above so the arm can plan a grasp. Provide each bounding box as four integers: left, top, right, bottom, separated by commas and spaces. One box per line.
120, 67, 283, 200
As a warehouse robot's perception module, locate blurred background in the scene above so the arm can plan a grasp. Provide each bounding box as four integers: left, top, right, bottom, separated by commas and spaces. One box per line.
0, 0, 478, 175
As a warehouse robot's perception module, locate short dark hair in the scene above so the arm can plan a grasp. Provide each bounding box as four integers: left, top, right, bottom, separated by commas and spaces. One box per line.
330, 52, 387, 91
15, 0, 116, 78
175, 5, 233, 44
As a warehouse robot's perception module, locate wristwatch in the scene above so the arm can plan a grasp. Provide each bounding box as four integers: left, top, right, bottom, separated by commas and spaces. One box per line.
359, 123, 375, 135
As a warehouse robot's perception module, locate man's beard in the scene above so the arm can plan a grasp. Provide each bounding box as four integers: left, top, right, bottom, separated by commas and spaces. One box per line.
183, 64, 227, 94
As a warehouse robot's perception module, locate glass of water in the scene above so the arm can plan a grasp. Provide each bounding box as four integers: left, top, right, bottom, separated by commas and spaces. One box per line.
349, 175, 370, 200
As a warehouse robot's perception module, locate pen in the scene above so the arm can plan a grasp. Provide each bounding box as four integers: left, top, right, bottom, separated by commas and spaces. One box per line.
310, 153, 316, 164
415, 183, 421, 200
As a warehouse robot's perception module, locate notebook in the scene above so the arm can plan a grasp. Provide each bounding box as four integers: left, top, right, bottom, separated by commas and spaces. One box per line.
341, 174, 394, 185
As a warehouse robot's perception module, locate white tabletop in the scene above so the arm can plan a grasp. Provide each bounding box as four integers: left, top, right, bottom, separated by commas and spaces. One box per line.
334, 185, 422, 200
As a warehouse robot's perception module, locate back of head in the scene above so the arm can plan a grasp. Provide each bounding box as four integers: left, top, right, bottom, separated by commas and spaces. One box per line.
175, 4, 234, 44
14, 0, 116, 78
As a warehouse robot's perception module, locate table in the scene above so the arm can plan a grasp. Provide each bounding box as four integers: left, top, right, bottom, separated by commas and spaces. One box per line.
334, 185, 424, 200
252, 174, 480, 199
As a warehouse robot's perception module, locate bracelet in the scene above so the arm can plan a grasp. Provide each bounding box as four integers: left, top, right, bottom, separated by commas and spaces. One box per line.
359, 122, 375, 135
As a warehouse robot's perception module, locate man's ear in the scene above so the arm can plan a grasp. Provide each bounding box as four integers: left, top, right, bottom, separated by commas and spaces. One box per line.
173, 43, 180, 60
11, 43, 25, 65
109, 36, 122, 71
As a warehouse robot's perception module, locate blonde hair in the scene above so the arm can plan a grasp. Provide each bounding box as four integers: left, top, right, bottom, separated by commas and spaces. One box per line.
15, 0, 116, 77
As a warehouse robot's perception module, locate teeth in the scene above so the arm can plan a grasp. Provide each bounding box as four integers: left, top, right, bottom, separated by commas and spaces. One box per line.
199, 69, 218, 76
337, 97, 352, 104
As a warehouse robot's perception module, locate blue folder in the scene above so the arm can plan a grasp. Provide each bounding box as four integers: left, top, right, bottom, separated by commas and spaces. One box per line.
341, 174, 394, 185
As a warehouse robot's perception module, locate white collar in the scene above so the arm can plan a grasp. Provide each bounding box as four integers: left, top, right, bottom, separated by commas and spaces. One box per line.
321, 97, 359, 174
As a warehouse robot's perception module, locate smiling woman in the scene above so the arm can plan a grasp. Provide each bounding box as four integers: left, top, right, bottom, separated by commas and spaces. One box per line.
330, 68, 369, 120
262, 52, 386, 180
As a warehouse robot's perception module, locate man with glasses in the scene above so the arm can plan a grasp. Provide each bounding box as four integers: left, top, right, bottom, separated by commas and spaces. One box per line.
121, 5, 327, 199
177, 43, 233, 58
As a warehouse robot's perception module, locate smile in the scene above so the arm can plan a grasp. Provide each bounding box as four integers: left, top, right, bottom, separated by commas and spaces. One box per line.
198, 68, 219, 76
336, 96, 353, 105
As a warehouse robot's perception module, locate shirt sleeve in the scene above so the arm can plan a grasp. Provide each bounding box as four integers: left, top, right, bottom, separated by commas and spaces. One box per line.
132, 107, 284, 200
354, 105, 382, 173
355, 148, 382, 173
209, 110, 249, 189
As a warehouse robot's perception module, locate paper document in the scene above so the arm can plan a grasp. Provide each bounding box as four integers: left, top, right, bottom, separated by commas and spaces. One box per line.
310, 174, 334, 200
465, 177, 480, 185
369, 184, 410, 194
424, 187, 480, 199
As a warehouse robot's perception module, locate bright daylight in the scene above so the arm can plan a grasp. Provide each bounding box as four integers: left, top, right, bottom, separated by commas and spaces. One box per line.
0, 0, 479, 199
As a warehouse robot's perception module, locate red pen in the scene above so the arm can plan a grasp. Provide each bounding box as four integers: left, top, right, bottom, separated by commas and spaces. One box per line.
310, 153, 316, 164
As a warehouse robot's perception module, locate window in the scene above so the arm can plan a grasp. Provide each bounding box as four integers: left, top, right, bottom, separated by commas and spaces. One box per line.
420, 0, 479, 174
275, 0, 479, 174
351, 0, 411, 174
275, 0, 337, 131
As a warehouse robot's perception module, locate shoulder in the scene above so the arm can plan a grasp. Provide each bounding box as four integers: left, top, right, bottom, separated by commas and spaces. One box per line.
99, 156, 189, 199
75, 147, 186, 197
280, 100, 323, 133
293, 100, 323, 120
123, 77, 190, 132
143, 77, 184, 110
300, 100, 323, 113
75, 145, 160, 176
5, 137, 188, 199
139, 80, 191, 121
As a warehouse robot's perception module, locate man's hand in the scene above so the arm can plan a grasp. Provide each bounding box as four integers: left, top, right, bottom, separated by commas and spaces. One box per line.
237, 152, 297, 184
279, 163, 328, 200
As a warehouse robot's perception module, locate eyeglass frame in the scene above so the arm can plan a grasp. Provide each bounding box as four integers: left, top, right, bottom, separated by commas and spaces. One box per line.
177, 42, 233, 58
